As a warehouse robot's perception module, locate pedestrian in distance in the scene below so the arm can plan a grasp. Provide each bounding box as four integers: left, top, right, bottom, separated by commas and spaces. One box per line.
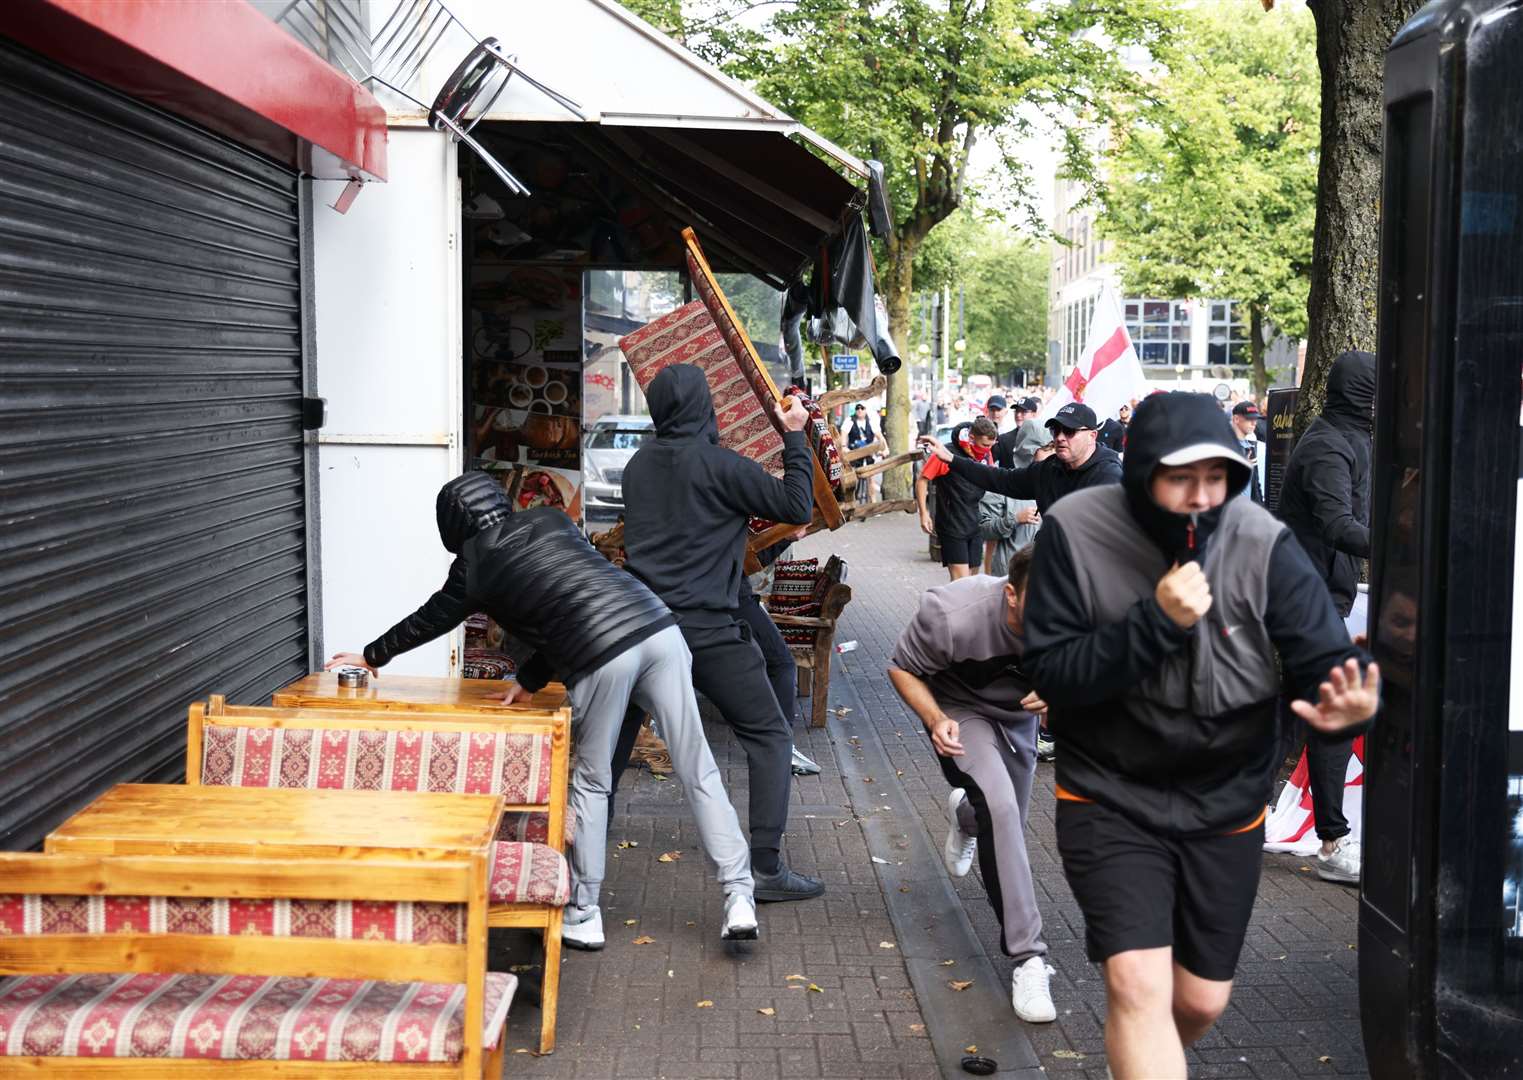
326, 473, 759, 950
1020, 392, 1380, 1080
1276, 349, 1376, 885
919, 400, 1122, 516
917, 415, 1001, 581
888, 545, 1056, 1024
1230, 401, 1266, 504
846, 403, 877, 504
620, 364, 826, 903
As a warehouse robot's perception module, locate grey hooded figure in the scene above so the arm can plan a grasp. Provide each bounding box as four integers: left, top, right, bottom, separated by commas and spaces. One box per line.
978, 419, 1047, 575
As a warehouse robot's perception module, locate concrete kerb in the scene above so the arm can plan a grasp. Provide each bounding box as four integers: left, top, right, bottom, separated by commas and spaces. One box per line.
826, 654, 1046, 1080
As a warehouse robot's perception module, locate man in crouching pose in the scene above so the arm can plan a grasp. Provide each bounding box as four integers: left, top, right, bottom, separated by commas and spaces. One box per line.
328, 471, 758, 948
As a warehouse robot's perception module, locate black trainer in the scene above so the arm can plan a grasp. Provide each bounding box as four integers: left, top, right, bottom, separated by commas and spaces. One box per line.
753, 866, 826, 902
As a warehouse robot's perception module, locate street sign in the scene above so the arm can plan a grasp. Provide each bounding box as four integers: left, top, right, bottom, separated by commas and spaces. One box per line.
831, 353, 859, 372
945, 371, 962, 386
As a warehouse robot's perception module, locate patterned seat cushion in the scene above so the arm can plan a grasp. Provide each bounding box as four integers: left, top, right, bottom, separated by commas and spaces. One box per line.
0, 970, 515, 1062
499, 809, 574, 847
489, 842, 570, 907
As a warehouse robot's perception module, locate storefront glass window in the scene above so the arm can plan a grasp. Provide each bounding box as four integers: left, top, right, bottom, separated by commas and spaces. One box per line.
1125, 297, 1192, 366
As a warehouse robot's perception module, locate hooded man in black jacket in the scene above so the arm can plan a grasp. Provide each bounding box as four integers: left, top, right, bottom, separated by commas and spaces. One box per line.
1020, 393, 1379, 1079
915, 416, 1001, 580
327, 472, 758, 950
1276, 349, 1376, 885
621, 363, 825, 902
920, 401, 1123, 515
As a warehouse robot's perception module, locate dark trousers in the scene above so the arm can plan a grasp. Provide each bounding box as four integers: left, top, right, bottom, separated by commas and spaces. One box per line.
609, 615, 793, 870
1278, 705, 1355, 843
737, 590, 797, 726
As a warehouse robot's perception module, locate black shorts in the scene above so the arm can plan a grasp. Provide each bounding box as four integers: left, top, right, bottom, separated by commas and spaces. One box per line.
938, 532, 981, 567
1055, 799, 1263, 982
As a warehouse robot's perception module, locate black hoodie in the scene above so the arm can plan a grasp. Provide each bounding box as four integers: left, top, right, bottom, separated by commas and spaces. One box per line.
1278, 350, 1375, 617
364, 472, 674, 689
1021, 393, 1367, 835
622, 364, 814, 620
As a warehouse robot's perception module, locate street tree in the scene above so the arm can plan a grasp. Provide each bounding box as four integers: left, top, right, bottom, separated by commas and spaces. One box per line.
1099, 3, 1318, 397
619, 0, 1172, 499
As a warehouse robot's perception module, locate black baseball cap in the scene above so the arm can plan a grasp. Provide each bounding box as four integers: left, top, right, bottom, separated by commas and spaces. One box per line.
1016, 396, 1041, 413
1045, 402, 1099, 432
1231, 401, 1261, 418
986, 394, 1008, 410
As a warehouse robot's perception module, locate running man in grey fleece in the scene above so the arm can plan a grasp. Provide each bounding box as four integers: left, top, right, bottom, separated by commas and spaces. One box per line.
887, 548, 1055, 1024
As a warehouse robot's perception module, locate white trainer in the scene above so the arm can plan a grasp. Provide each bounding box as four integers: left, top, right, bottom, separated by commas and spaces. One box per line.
721, 893, 759, 941
1316, 836, 1361, 884
561, 905, 605, 951
1011, 956, 1057, 1023
942, 788, 977, 878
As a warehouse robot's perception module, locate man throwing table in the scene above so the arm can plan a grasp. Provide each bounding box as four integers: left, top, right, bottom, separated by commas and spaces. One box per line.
327, 473, 758, 949
621, 363, 825, 902
1020, 393, 1379, 1079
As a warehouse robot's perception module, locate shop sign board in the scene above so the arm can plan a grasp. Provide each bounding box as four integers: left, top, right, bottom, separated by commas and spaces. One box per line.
1265, 387, 1299, 514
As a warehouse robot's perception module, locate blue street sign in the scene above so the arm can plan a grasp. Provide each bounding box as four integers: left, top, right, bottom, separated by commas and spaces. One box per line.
831, 353, 859, 372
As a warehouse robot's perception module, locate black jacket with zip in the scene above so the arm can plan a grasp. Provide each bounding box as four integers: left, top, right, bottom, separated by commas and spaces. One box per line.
1278, 351, 1375, 617
948, 439, 1122, 515
364, 473, 674, 691
930, 421, 988, 541
622, 363, 813, 621
1021, 392, 1369, 835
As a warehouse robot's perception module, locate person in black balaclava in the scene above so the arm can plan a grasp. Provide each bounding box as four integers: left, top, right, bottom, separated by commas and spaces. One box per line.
1276, 349, 1376, 887
1020, 392, 1378, 1079
621, 364, 826, 903
326, 473, 759, 951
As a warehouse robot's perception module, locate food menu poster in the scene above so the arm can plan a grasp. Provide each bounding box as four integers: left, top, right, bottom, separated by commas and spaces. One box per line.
1265, 387, 1298, 515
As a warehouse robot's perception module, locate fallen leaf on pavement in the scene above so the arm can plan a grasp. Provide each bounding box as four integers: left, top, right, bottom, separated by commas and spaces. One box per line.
757, 1007, 776, 1016
513, 1048, 530, 1054
863, 776, 875, 783
966, 1045, 978, 1054
909, 1023, 926, 1035
624, 919, 638, 926
1319, 1056, 1333, 1064
784, 974, 808, 982
807, 983, 824, 993
949, 980, 973, 991
870, 856, 888, 864
898, 886, 911, 893
696, 1000, 713, 1008
616, 840, 638, 849
834, 707, 852, 717
632, 936, 656, 945
657, 851, 682, 863
1052, 1050, 1086, 1060
878, 941, 896, 950
940, 960, 956, 966
652, 772, 669, 781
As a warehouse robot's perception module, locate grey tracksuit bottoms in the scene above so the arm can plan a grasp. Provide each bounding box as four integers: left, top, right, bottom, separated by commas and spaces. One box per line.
933, 709, 1047, 963
565, 624, 753, 909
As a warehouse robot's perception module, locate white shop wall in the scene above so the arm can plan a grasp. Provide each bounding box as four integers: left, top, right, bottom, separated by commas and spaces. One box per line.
312, 128, 463, 676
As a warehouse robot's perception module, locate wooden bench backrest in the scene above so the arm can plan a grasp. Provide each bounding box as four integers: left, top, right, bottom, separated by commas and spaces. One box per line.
189, 698, 569, 850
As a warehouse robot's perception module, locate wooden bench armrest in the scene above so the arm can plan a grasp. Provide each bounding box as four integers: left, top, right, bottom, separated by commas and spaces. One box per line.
769, 614, 835, 629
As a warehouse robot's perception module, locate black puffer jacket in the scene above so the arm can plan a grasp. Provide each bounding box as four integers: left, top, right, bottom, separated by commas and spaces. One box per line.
1278, 351, 1374, 617
364, 473, 674, 690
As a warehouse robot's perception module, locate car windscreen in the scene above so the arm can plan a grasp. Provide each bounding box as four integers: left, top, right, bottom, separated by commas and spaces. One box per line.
587, 428, 653, 450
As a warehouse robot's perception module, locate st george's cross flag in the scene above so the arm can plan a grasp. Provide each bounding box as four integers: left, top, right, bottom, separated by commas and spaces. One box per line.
1040, 285, 1151, 426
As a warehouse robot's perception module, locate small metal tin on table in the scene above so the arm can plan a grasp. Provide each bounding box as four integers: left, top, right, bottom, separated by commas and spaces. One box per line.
336, 669, 368, 688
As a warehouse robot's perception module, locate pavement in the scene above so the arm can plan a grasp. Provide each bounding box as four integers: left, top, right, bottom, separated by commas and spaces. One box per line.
492, 510, 1370, 1079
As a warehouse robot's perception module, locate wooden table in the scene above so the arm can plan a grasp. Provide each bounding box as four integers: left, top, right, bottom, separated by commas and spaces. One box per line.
46, 783, 504, 863
272, 672, 567, 712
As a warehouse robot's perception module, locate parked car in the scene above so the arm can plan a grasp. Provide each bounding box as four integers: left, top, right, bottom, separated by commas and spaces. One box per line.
583, 414, 654, 524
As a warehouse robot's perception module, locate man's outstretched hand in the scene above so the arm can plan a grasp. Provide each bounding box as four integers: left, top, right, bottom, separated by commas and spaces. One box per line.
325, 652, 377, 677
916, 434, 953, 463
1291, 657, 1381, 733
775, 396, 810, 433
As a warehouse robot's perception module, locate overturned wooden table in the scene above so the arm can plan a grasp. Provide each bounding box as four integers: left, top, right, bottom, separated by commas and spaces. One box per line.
271, 672, 567, 713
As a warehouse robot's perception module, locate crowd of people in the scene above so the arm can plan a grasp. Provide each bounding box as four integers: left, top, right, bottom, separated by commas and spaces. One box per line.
906, 357, 1380, 1078
321, 354, 1380, 1080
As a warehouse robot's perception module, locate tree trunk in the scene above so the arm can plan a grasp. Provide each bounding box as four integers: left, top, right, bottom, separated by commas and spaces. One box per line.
880, 245, 918, 501
1299, 0, 1422, 434
1249, 303, 1268, 399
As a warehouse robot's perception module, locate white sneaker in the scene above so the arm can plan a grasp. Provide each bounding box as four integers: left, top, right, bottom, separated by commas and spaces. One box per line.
942, 789, 977, 878
790, 745, 822, 776
721, 893, 759, 941
561, 905, 605, 951
1316, 836, 1361, 884
1010, 956, 1056, 1023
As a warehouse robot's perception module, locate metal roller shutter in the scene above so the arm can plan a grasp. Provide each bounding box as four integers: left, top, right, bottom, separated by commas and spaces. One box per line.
0, 41, 313, 849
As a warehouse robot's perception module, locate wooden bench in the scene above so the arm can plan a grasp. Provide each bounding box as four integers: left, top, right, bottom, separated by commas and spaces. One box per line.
0, 843, 509, 1076
763, 555, 852, 727
271, 672, 568, 713
187, 696, 571, 1055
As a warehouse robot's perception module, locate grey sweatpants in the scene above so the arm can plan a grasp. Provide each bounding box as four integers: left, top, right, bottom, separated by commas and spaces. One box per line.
566, 624, 753, 909
934, 709, 1046, 962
